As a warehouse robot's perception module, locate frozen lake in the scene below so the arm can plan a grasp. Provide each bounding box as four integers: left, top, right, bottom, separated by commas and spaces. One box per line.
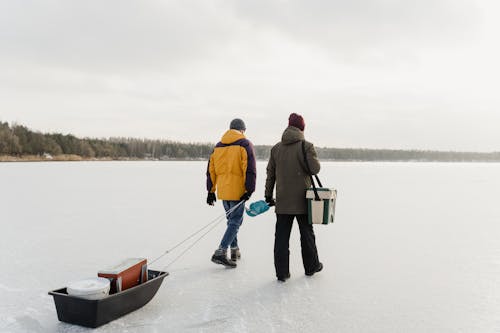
1, 161, 500, 332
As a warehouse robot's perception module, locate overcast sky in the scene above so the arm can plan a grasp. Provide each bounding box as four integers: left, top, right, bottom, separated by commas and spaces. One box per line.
1, 0, 499, 151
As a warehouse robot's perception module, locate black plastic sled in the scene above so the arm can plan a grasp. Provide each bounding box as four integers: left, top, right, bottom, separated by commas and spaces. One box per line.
49, 270, 168, 328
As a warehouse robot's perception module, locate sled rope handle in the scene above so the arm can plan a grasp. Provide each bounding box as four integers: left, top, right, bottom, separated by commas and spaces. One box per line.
149, 200, 245, 267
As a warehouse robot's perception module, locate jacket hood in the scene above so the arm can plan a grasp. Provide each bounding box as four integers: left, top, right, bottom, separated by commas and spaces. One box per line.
221, 129, 246, 144
281, 126, 304, 145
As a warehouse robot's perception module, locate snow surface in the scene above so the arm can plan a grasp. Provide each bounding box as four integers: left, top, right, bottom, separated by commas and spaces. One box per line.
1, 161, 500, 332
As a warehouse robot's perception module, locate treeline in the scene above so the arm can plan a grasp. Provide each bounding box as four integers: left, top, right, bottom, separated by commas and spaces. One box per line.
315, 147, 500, 162
0, 122, 213, 159
1, 121, 499, 162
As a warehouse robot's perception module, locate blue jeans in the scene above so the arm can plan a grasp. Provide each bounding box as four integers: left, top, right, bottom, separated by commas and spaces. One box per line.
219, 200, 245, 249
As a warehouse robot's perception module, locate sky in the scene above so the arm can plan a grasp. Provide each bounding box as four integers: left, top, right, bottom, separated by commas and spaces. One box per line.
1, 0, 499, 151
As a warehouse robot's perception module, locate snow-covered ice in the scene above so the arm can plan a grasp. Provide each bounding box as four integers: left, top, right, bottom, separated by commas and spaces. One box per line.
1, 161, 500, 332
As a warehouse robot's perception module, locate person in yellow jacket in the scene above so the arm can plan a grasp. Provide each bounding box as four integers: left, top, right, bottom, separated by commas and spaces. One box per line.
206, 118, 256, 268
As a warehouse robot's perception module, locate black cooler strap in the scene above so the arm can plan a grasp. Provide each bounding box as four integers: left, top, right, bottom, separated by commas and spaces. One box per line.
302, 141, 322, 201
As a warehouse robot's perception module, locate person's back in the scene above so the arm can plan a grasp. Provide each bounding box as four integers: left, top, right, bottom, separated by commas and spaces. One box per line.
208, 128, 254, 200
267, 125, 320, 215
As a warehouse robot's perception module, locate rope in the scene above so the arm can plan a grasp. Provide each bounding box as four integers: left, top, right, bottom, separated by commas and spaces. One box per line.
149, 200, 245, 268
162, 219, 222, 269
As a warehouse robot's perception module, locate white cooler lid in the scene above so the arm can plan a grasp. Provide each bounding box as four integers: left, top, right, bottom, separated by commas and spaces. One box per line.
67, 277, 110, 296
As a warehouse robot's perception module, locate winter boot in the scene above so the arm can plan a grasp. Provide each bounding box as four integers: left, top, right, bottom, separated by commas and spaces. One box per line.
277, 272, 291, 282
230, 247, 241, 261
305, 262, 323, 276
211, 248, 237, 268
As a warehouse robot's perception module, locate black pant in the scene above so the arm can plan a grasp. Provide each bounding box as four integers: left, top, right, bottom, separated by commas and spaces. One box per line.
274, 214, 320, 277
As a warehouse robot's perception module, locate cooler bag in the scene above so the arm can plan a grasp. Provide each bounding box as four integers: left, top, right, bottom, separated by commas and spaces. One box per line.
306, 187, 337, 224
302, 141, 338, 225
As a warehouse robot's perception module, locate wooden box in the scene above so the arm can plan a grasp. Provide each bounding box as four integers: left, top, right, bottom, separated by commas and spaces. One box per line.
98, 258, 147, 293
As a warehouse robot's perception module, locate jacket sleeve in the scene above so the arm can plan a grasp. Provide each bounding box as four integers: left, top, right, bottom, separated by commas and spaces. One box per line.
305, 142, 321, 175
206, 152, 216, 193
265, 146, 276, 198
243, 141, 256, 193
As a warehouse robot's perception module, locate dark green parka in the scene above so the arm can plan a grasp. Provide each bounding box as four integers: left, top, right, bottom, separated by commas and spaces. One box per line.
265, 126, 321, 214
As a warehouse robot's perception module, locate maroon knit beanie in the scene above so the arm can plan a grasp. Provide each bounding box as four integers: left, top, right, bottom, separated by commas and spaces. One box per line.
288, 113, 305, 131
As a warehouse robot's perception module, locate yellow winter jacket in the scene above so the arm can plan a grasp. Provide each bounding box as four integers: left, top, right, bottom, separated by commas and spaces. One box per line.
206, 130, 256, 201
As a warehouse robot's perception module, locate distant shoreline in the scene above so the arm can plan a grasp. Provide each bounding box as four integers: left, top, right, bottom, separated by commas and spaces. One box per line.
2, 122, 500, 163
2, 155, 500, 163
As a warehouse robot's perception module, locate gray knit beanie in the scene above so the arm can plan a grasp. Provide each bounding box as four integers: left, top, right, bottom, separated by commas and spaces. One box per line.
230, 118, 246, 131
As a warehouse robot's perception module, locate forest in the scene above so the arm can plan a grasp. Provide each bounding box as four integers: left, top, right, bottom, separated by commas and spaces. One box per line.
1, 121, 499, 162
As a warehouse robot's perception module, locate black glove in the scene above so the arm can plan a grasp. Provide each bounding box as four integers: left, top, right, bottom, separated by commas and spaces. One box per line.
240, 192, 252, 201
207, 192, 216, 206
265, 196, 275, 207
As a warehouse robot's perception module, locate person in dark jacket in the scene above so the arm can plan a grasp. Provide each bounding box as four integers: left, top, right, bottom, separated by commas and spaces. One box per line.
265, 113, 323, 281
206, 118, 256, 268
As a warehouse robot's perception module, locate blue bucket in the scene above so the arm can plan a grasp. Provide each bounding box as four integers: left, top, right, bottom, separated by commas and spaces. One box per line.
245, 200, 270, 217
